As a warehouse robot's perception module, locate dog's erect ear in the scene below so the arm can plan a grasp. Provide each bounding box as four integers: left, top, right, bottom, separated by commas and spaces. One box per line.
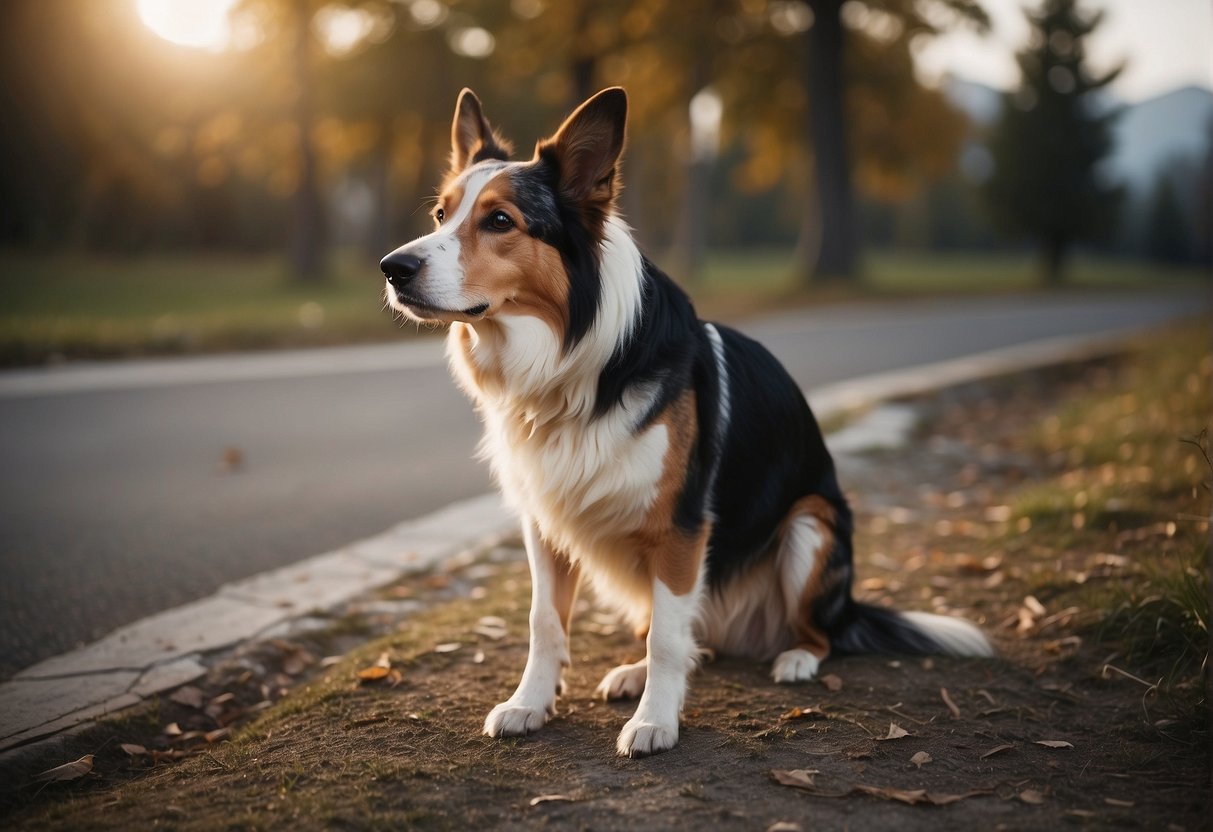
541, 87, 627, 204
450, 88, 512, 174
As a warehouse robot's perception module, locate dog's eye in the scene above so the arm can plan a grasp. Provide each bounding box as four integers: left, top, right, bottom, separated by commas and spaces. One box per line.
434, 208, 445, 224
487, 211, 514, 231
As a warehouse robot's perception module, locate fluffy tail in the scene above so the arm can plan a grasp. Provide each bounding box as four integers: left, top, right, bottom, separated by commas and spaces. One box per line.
832, 602, 994, 658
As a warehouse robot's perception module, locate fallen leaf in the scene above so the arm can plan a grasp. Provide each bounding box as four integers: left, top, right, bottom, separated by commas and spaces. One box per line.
980, 743, 1015, 759
204, 728, 230, 743
163, 722, 183, 737
169, 685, 205, 709
767, 823, 804, 832
282, 647, 316, 676
149, 749, 188, 765
910, 751, 932, 768
771, 771, 990, 806
120, 743, 147, 756
864, 785, 930, 805
433, 642, 461, 654
820, 674, 843, 693
1035, 740, 1074, 749
1023, 595, 1047, 616
779, 706, 824, 721
1104, 797, 1134, 808
529, 794, 574, 806
770, 769, 822, 789
220, 446, 244, 472
877, 721, 909, 741
1065, 809, 1097, 820
940, 687, 961, 719
358, 652, 393, 681
33, 755, 94, 782
1018, 789, 1045, 805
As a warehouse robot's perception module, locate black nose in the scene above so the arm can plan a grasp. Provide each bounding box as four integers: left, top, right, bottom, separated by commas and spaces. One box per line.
381, 251, 423, 286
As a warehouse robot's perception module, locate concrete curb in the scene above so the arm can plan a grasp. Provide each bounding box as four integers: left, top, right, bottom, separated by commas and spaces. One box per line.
0, 493, 517, 755
0, 326, 1141, 758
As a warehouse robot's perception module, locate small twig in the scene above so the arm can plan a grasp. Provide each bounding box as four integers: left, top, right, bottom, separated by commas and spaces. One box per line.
1101, 664, 1161, 721
886, 703, 928, 725
940, 687, 961, 720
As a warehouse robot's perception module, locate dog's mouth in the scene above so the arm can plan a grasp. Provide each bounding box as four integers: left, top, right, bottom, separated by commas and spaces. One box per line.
389, 287, 490, 322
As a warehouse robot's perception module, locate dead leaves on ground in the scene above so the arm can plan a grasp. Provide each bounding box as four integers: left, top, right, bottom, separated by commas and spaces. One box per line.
33, 755, 94, 783
771, 769, 992, 806
877, 721, 910, 741
357, 651, 403, 686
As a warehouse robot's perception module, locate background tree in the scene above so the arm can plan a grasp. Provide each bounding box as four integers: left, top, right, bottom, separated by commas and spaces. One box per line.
800, 0, 987, 282
984, 0, 1122, 285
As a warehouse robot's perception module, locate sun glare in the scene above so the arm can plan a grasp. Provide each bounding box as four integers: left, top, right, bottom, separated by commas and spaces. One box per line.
137, 0, 238, 51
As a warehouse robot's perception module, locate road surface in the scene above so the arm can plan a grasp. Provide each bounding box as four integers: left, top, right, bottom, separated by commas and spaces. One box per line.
0, 290, 1205, 677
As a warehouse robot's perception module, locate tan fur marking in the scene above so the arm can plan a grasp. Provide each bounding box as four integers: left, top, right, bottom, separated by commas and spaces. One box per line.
625, 391, 707, 597
783, 495, 838, 660
453, 172, 570, 340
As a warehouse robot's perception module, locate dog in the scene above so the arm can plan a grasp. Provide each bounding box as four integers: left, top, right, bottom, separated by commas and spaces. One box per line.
380, 87, 993, 758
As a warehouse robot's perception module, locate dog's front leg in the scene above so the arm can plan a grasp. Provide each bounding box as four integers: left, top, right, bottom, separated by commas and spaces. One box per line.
616, 578, 700, 757
484, 519, 579, 738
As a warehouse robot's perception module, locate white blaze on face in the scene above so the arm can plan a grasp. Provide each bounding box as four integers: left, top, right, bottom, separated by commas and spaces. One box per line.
384, 161, 509, 316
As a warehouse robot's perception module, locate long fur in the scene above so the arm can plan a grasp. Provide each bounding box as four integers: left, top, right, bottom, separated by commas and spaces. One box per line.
380, 87, 992, 757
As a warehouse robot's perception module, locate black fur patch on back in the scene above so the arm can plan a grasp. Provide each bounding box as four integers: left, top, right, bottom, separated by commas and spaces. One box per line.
704, 327, 849, 589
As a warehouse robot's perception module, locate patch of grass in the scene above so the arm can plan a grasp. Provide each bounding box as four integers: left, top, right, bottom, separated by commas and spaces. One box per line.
1012, 324, 1210, 696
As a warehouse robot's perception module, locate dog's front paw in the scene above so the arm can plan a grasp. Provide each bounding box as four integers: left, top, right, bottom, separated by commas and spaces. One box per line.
595, 660, 647, 700
771, 648, 820, 683
483, 699, 551, 738
616, 715, 679, 757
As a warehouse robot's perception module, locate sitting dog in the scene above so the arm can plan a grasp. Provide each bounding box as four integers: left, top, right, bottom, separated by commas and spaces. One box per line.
381, 87, 992, 757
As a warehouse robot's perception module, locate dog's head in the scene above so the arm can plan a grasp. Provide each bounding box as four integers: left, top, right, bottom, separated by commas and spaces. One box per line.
381, 87, 628, 349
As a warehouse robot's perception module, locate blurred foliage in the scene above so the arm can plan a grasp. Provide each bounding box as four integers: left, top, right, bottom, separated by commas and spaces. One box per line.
983, 0, 1122, 284
0, 0, 984, 281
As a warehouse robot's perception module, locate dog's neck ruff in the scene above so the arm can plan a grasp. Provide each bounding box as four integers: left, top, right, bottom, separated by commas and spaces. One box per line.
448, 214, 645, 430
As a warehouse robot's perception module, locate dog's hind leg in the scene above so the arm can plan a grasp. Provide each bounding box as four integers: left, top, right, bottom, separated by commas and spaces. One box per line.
484, 518, 580, 738
771, 496, 842, 684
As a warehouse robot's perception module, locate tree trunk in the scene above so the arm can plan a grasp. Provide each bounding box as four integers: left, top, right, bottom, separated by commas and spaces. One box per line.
1041, 234, 1067, 286
802, 0, 857, 282
672, 57, 714, 286
365, 112, 393, 259
290, 0, 325, 281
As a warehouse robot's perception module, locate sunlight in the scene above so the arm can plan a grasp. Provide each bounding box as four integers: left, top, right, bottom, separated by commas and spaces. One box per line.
136, 0, 238, 51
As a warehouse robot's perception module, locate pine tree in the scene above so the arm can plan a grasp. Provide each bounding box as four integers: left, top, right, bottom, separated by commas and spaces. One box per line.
1144, 174, 1193, 264
984, 0, 1122, 284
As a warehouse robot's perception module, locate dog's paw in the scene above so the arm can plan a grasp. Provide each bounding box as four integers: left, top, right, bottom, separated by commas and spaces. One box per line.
616, 716, 679, 757
595, 661, 647, 700
483, 699, 551, 738
771, 648, 820, 684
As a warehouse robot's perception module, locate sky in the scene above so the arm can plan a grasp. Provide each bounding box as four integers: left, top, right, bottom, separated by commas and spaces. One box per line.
913, 0, 1213, 102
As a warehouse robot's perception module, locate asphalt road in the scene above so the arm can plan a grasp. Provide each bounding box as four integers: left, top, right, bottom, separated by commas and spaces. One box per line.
0, 290, 1204, 678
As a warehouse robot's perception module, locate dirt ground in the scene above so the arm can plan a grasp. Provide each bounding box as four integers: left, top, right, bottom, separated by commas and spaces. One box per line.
2, 329, 1209, 831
